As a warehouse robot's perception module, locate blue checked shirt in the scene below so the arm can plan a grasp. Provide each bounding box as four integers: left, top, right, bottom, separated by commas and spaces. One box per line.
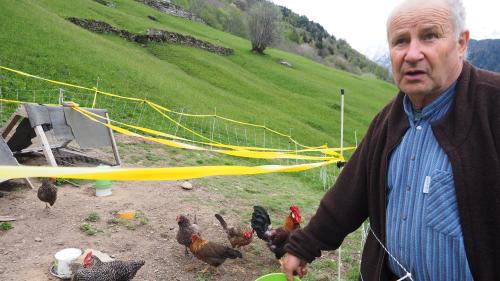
386, 82, 474, 280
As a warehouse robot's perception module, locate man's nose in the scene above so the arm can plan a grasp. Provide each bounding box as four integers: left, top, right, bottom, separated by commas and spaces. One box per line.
404, 39, 424, 63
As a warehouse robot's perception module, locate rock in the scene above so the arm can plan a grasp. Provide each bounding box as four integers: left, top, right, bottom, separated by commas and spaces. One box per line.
180, 181, 193, 190
34, 237, 42, 242
280, 60, 293, 67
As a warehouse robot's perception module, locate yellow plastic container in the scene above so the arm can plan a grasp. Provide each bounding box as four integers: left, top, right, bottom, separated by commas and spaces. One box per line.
255, 273, 301, 281
115, 210, 136, 220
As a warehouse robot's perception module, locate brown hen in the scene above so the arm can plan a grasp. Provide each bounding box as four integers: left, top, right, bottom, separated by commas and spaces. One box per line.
37, 178, 57, 209
189, 233, 242, 267
214, 214, 253, 249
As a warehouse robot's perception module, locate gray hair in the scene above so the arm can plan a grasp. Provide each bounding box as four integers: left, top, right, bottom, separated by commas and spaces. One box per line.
387, 0, 467, 40
448, 0, 467, 39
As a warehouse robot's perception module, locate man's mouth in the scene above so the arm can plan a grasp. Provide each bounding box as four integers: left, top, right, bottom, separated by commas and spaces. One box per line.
404, 70, 426, 77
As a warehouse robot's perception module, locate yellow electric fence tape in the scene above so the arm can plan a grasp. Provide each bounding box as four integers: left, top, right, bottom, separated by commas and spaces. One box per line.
0, 97, 353, 160
0, 65, 349, 151
0, 161, 334, 181
0, 65, 356, 181
73, 107, 346, 161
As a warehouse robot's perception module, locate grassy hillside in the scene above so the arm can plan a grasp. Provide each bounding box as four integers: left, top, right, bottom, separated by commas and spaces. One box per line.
0, 0, 396, 150
0, 1, 398, 279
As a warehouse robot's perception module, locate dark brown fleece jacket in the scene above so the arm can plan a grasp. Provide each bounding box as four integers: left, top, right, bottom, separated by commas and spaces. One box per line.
286, 62, 500, 281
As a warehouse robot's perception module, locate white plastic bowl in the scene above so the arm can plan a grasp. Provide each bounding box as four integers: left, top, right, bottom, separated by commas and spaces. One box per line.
54, 248, 82, 278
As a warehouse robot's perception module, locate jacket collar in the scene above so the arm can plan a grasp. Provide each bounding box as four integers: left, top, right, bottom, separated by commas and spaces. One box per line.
386, 61, 474, 150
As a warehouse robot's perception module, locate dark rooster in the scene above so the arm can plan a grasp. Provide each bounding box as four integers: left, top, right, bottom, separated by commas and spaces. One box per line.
251, 205, 302, 259
72, 251, 145, 281
37, 178, 57, 209
176, 214, 201, 256
214, 214, 253, 249
189, 233, 242, 268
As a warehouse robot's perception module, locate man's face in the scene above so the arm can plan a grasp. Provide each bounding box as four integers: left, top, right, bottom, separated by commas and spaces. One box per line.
388, 3, 468, 103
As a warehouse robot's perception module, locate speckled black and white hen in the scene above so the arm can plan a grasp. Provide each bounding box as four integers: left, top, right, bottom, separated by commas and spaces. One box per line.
37, 178, 57, 209
72, 252, 145, 281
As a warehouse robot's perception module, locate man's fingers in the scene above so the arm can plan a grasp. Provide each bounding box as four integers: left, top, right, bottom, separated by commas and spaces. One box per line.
284, 269, 295, 281
297, 266, 308, 277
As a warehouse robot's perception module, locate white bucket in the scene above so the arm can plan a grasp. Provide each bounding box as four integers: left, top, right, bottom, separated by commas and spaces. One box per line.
54, 248, 82, 278
95, 188, 112, 197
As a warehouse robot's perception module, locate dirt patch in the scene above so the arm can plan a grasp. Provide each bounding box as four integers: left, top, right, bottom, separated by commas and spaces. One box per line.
0, 136, 278, 280
0, 177, 277, 280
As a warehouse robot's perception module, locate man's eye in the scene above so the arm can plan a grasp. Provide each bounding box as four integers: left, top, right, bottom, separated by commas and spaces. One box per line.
392, 38, 407, 46
423, 33, 438, 40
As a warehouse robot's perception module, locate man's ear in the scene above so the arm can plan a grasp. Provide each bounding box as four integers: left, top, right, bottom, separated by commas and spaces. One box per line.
458, 30, 470, 59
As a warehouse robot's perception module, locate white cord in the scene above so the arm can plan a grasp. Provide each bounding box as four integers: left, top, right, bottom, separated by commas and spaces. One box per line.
358, 226, 414, 281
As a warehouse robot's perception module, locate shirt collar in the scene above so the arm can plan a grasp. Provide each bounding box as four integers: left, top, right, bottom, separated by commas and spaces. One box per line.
403, 81, 457, 124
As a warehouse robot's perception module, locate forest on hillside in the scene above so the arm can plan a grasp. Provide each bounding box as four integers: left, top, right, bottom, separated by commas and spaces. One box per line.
468, 39, 500, 73
167, 0, 392, 81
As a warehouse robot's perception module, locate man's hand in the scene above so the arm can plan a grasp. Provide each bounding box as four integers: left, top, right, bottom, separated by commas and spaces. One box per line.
280, 254, 308, 281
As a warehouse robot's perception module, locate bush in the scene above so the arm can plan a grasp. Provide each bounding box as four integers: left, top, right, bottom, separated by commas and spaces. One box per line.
85, 212, 100, 222
0, 222, 13, 231
79, 223, 99, 235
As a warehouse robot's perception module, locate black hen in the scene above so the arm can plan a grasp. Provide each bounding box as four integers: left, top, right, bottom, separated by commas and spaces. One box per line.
176, 214, 201, 256
37, 178, 57, 209
72, 256, 145, 281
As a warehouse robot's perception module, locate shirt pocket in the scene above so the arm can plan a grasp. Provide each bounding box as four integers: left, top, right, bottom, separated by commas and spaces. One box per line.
424, 170, 462, 237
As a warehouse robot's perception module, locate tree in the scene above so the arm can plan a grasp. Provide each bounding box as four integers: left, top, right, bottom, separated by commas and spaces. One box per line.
247, 2, 281, 54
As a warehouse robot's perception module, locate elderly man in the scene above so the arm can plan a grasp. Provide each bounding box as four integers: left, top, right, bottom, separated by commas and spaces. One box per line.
282, 0, 500, 280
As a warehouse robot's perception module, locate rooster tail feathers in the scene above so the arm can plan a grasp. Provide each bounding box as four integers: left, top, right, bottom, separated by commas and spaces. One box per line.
225, 248, 243, 259
251, 206, 272, 240
214, 214, 228, 230
252, 206, 271, 223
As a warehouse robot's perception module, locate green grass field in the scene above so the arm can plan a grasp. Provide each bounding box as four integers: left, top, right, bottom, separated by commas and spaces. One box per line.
0, 0, 396, 148
0, 1, 397, 279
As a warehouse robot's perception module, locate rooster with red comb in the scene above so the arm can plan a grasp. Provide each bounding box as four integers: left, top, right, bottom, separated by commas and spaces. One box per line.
251, 205, 302, 259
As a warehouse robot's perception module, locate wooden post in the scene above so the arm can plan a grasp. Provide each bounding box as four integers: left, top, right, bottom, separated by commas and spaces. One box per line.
34, 125, 58, 167
338, 246, 342, 281
23, 178, 35, 190
1, 115, 20, 138
59, 88, 64, 105
105, 113, 122, 167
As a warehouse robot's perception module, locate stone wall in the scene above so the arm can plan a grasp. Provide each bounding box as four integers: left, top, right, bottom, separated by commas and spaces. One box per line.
66, 18, 233, 56
137, 0, 204, 24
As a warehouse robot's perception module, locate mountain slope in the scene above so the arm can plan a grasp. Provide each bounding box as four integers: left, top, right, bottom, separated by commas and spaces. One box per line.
168, 0, 392, 81
0, 0, 397, 150
468, 39, 500, 73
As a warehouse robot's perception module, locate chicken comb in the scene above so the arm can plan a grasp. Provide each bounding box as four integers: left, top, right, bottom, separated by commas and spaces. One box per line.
289, 205, 302, 222
83, 251, 93, 268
